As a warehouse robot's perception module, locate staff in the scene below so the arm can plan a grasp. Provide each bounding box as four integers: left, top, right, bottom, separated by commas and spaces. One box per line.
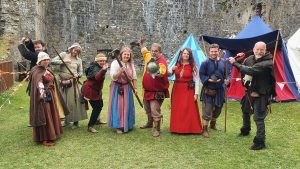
52, 45, 81, 105
224, 61, 228, 132
111, 49, 143, 108
52, 45, 82, 85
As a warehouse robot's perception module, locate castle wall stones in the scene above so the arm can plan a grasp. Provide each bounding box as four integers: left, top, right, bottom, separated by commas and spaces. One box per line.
1, 0, 300, 68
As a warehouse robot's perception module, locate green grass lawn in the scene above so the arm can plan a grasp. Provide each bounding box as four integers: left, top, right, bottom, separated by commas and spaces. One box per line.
0, 76, 299, 169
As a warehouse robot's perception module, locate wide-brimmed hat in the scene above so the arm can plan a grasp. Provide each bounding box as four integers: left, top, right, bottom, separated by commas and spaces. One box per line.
68, 42, 82, 51
95, 53, 107, 62
36, 52, 50, 65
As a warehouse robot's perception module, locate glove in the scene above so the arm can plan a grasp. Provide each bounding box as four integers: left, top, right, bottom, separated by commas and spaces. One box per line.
243, 74, 252, 87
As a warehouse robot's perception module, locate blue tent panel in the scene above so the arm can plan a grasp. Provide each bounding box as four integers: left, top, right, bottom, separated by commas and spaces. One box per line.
235, 15, 273, 39
168, 34, 206, 80
203, 30, 282, 52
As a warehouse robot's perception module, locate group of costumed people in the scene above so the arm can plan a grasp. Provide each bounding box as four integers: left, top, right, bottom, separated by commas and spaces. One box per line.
18, 36, 275, 150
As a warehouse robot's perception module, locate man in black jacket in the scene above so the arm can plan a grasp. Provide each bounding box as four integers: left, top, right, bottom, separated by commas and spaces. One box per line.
17, 37, 47, 69
18, 37, 47, 127
228, 41, 276, 150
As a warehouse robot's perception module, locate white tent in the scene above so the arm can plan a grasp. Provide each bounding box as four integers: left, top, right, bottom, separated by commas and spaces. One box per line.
287, 28, 300, 89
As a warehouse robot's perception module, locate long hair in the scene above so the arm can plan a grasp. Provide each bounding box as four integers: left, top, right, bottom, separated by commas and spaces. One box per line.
176, 48, 197, 72
117, 46, 137, 80
119, 47, 133, 64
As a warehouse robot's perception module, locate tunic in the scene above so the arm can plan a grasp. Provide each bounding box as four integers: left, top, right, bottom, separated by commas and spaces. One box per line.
199, 58, 226, 107
107, 60, 136, 132
170, 64, 202, 134
51, 52, 87, 122
29, 66, 68, 142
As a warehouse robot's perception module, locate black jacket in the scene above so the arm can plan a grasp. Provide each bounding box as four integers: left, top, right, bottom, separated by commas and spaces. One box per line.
17, 39, 47, 69
233, 53, 276, 97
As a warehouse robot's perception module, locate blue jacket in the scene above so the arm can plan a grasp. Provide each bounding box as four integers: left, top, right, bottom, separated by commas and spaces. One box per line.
199, 58, 226, 107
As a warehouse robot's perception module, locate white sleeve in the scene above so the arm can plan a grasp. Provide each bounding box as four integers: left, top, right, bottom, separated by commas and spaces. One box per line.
110, 60, 120, 81
51, 52, 66, 65
168, 66, 174, 76
193, 67, 200, 95
132, 63, 137, 80
38, 81, 45, 95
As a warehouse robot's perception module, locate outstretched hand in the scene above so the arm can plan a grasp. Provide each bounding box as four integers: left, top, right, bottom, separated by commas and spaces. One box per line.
228, 57, 236, 64
194, 94, 198, 101
102, 63, 109, 70
139, 37, 145, 48
20, 37, 29, 44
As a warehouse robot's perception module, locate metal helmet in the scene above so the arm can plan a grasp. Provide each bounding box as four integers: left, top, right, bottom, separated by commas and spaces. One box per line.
146, 59, 159, 78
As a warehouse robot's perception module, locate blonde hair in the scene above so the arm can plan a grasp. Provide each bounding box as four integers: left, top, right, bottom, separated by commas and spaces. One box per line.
95, 53, 107, 61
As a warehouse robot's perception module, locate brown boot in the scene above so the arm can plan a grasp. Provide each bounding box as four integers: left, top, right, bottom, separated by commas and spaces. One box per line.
153, 120, 161, 137
95, 118, 107, 125
210, 118, 221, 131
140, 114, 153, 129
202, 125, 209, 138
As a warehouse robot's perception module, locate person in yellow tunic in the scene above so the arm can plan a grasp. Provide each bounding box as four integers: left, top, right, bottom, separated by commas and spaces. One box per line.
139, 38, 169, 137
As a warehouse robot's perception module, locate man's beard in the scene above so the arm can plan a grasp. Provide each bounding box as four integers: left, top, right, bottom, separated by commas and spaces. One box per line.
255, 53, 265, 59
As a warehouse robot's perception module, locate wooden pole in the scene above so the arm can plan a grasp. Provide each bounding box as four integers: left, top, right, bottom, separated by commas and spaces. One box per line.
270, 30, 280, 113
114, 54, 144, 108
272, 30, 280, 64
201, 36, 208, 57
224, 61, 228, 132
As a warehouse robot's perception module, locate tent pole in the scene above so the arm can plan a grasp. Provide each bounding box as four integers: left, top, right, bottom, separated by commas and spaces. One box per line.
224, 61, 228, 132
272, 30, 280, 63
270, 30, 280, 113
201, 36, 208, 56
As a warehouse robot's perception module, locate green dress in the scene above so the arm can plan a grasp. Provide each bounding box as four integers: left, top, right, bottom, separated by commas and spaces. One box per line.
51, 52, 87, 122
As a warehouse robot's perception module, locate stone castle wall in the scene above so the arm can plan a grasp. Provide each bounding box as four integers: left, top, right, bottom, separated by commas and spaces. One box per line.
1, 0, 299, 67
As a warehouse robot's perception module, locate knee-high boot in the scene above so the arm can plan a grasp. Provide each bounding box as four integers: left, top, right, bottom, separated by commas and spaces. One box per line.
153, 120, 161, 137
140, 113, 153, 129
210, 118, 221, 131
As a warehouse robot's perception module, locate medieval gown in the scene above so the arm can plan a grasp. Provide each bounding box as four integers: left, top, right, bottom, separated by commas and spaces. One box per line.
51, 52, 87, 122
107, 60, 137, 132
170, 64, 203, 134
30, 66, 68, 142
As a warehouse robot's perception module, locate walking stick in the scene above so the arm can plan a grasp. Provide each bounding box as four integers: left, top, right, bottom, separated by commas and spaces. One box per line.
52, 45, 82, 85
52, 45, 82, 105
224, 61, 228, 132
269, 30, 280, 114
111, 50, 144, 108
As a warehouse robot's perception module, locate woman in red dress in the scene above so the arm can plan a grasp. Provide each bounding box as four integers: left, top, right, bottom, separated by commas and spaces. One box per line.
168, 48, 202, 134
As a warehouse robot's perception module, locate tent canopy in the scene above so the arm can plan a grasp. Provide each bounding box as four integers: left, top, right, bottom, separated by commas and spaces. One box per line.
202, 15, 300, 101
168, 33, 206, 80
287, 28, 300, 85
203, 30, 282, 52
235, 15, 273, 39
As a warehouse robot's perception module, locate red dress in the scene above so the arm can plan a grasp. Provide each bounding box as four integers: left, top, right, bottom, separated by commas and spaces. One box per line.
170, 64, 202, 134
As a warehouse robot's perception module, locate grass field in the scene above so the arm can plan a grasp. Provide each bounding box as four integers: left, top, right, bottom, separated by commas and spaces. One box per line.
0, 77, 299, 169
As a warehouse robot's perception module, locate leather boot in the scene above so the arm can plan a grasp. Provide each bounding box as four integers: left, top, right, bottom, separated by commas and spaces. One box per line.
250, 137, 266, 150
210, 118, 221, 131
202, 125, 209, 138
202, 120, 209, 137
95, 118, 107, 125
238, 127, 250, 136
140, 114, 153, 129
153, 120, 161, 137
